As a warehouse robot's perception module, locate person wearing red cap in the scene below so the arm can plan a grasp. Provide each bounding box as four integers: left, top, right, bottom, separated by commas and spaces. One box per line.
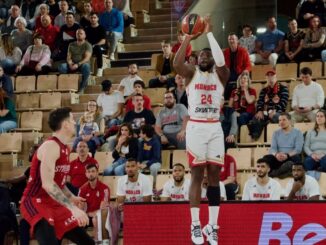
247, 70, 289, 140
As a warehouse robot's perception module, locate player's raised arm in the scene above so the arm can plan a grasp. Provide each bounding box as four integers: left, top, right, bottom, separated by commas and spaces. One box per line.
39, 141, 89, 226
173, 35, 196, 86
204, 17, 230, 86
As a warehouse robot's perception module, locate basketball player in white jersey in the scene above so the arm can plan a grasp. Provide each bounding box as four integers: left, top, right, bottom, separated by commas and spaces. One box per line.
174, 17, 229, 245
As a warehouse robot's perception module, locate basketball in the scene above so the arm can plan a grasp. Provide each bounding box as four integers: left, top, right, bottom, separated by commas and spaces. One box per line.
181, 14, 205, 35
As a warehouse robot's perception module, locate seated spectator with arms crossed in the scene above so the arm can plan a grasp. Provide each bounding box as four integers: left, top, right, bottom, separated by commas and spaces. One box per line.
242, 157, 282, 200
285, 162, 321, 200
78, 164, 110, 242
161, 163, 190, 201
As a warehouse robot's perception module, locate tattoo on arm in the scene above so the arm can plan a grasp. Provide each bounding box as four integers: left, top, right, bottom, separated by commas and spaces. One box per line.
48, 183, 74, 210
62, 185, 74, 199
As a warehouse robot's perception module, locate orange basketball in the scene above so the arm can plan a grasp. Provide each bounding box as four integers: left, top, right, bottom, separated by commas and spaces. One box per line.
181, 14, 205, 35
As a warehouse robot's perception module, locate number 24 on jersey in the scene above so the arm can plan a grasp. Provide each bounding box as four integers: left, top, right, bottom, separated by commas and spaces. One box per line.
201, 94, 212, 104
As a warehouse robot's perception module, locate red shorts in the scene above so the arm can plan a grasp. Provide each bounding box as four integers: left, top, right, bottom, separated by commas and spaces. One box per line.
20, 196, 79, 239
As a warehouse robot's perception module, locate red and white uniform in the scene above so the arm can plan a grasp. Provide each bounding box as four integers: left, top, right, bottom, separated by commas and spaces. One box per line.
285, 175, 321, 200
78, 180, 110, 213
242, 177, 282, 201
161, 178, 191, 201
186, 67, 225, 167
69, 156, 99, 188
20, 137, 78, 239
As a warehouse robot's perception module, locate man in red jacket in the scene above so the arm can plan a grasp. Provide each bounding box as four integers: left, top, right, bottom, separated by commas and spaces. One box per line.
223, 33, 251, 100
35, 14, 59, 52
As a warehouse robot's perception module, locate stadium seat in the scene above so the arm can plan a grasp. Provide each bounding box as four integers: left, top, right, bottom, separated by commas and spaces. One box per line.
252, 147, 270, 165
250, 82, 264, 97
161, 150, 171, 170
16, 93, 40, 109
288, 79, 301, 99
94, 151, 114, 173
18, 111, 43, 131
37, 75, 58, 91
172, 149, 189, 169
0, 132, 22, 153
151, 53, 160, 69
102, 176, 119, 199
138, 69, 156, 87
316, 79, 326, 94
318, 173, 326, 197
299, 61, 322, 78
156, 174, 172, 190
239, 125, 265, 144
58, 74, 79, 91
273, 177, 291, 197
251, 64, 273, 81
294, 122, 314, 134
237, 172, 256, 196
40, 92, 62, 109
143, 88, 166, 106
266, 123, 280, 144
15, 75, 36, 92
275, 63, 298, 80
227, 148, 252, 170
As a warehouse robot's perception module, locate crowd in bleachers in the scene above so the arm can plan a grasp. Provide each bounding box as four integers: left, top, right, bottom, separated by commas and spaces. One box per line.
1, 0, 326, 243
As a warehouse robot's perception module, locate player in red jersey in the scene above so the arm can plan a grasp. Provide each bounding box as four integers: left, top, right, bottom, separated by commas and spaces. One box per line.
174, 17, 229, 245
20, 107, 95, 245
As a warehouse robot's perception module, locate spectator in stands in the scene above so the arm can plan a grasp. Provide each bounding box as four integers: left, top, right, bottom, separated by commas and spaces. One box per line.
73, 111, 101, 156
117, 158, 152, 206
123, 93, 156, 135
0, 33, 22, 74
229, 72, 256, 127
290, 67, 324, 123
138, 124, 161, 186
125, 80, 151, 112
20, 0, 39, 29
78, 164, 110, 242
239, 24, 256, 54
0, 5, 20, 34
58, 28, 92, 93
103, 123, 138, 176
97, 80, 124, 128
304, 110, 326, 172
248, 70, 289, 140
53, 11, 80, 62
46, 0, 60, 18
242, 157, 282, 200
16, 33, 51, 75
172, 74, 188, 108
34, 3, 53, 30
80, 2, 92, 28
10, 17, 32, 54
99, 0, 124, 61
188, 53, 197, 66
221, 106, 238, 151
278, 18, 305, 63
67, 141, 99, 195
120, 0, 134, 29
149, 40, 176, 89
80, 100, 105, 135
285, 162, 321, 200
155, 91, 188, 149
0, 66, 13, 98
0, 87, 17, 133
161, 163, 190, 201
223, 33, 251, 100
85, 12, 106, 77
118, 63, 143, 98
35, 14, 59, 52
54, 0, 68, 28
298, 0, 325, 28
249, 16, 284, 67
266, 113, 304, 178
220, 154, 238, 200
172, 31, 192, 60
301, 16, 325, 61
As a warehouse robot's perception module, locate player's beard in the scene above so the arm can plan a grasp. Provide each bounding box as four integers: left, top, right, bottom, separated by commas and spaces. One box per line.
257, 171, 267, 178
129, 71, 137, 76
174, 176, 184, 183
294, 176, 303, 182
199, 62, 214, 72
165, 102, 174, 109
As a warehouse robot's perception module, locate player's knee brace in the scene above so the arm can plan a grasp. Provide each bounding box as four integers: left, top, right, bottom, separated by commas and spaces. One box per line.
207, 186, 220, 206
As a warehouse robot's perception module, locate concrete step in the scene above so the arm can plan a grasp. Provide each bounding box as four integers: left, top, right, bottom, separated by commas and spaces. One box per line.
123, 42, 163, 52
110, 58, 151, 68
84, 84, 119, 93
137, 27, 177, 36
103, 67, 129, 76
150, 7, 173, 14
95, 74, 126, 84
142, 20, 177, 29
118, 50, 161, 59
149, 13, 179, 22
70, 103, 87, 112
149, 0, 172, 9
79, 94, 99, 103
126, 34, 177, 43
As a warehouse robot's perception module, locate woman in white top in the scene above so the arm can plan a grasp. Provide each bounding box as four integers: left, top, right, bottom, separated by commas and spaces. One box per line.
304, 110, 326, 171
0, 33, 22, 74
15, 33, 51, 75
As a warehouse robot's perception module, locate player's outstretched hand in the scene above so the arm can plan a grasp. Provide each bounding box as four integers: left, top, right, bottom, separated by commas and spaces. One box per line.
203, 15, 212, 33
70, 196, 86, 207
71, 206, 89, 227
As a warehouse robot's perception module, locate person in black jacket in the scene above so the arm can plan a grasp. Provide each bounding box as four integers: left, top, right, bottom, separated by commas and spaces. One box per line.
103, 123, 138, 176
172, 74, 188, 108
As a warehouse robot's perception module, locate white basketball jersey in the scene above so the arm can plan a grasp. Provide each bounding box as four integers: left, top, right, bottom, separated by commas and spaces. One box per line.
187, 67, 224, 120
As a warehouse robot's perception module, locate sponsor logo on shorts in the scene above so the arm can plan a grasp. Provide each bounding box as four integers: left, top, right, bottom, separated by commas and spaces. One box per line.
64, 215, 76, 226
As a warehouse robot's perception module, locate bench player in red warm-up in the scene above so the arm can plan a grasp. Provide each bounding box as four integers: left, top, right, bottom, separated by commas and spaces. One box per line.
20, 107, 95, 245
174, 16, 229, 245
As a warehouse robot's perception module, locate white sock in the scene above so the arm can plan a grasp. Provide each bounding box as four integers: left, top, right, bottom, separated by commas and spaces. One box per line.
208, 206, 220, 225
190, 207, 200, 224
